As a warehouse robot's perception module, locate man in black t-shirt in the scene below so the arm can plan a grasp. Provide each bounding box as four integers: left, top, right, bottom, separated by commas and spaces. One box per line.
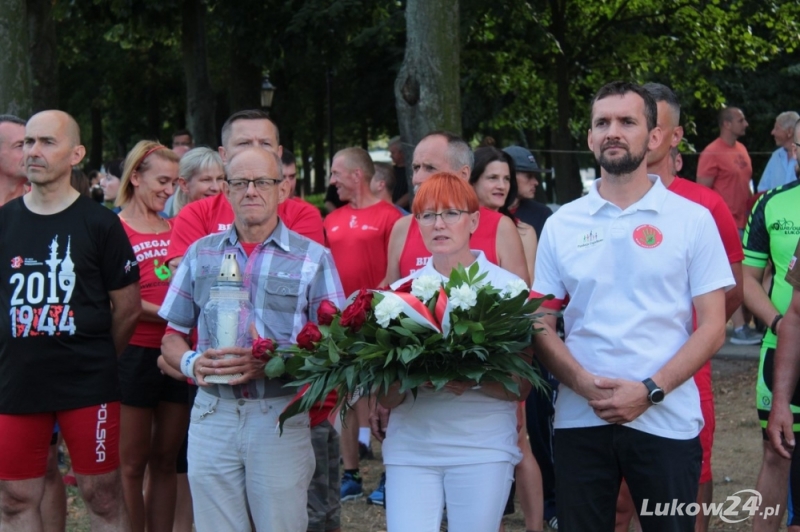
0, 110, 140, 530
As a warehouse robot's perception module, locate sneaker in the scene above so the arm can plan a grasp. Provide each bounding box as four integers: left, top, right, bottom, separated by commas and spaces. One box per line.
359, 442, 375, 460
544, 516, 558, 531
730, 326, 763, 345
367, 472, 385, 507
340, 472, 363, 501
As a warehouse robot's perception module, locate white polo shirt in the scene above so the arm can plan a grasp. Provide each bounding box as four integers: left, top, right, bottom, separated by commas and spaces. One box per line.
533, 175, 734, 440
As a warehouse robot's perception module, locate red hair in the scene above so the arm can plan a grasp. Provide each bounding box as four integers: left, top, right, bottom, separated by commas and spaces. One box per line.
412, 172, 480, 215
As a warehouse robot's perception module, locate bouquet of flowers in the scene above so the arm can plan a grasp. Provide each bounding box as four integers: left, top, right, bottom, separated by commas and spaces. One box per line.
271, 263, 552, 427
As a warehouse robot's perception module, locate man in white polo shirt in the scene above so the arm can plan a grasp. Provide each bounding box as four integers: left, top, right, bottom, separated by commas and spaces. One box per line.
532, 81, 734, 531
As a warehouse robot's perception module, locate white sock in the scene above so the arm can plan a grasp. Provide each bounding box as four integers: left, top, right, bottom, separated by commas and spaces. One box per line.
358, 427, 370, 447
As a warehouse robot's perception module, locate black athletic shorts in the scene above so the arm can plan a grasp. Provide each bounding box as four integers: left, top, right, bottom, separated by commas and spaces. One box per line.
118, 345, 190, 408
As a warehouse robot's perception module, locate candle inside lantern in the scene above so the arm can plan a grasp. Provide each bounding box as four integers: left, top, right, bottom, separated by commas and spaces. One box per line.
203, 252, 253, 384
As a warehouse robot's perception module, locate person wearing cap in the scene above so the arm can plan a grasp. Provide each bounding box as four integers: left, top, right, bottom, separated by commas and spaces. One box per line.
503, 146, 553, 239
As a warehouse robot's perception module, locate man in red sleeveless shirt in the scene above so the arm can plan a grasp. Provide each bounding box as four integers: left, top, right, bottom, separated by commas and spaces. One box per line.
166, 110, 323, 269
382, 131, 529, 286
324, 147, 403, 501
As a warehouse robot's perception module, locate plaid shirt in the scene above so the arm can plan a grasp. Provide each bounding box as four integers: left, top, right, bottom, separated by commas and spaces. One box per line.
159, 219, 345, 399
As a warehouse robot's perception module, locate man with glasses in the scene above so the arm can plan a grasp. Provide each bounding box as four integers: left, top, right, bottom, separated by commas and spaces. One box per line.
166, 110, 324, 270
158, 147, 345, 531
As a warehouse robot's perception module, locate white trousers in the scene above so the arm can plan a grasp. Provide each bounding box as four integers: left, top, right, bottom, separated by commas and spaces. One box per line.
385, 461, 515, 532
187, 391, 315, 532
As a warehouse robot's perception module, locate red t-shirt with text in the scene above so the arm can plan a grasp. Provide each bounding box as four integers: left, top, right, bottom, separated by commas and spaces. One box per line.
166, 194, 324, 263
323, 201, 402, 297
122, 220, 172, 348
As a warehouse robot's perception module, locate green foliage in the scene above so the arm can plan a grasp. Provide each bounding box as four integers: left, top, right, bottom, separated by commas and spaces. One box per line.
276, 264, 554, 430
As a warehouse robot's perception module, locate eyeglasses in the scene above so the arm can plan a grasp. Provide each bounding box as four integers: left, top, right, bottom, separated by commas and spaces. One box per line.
794, 142, 800, 149
226, 178, 283, 192
415, 210, 469, 226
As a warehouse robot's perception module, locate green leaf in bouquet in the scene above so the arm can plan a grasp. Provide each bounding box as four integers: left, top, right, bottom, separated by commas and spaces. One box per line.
457, 365, 487, 382
345, 365, 356, 390
424, 333, 443, 346
283, 355, 305, 376
484, 370, 520, 396
430, 375, 450, 391
398, 317, 434, 335
454, 321, 469, 336
389, 325, 415, 338
376, 328, 392, 349
328, 341, 340, 364
399, 346, 423, 364
400, 372, 430, 393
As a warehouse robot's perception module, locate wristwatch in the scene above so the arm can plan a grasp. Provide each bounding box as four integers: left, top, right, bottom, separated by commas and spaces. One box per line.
642, 378, 665, 405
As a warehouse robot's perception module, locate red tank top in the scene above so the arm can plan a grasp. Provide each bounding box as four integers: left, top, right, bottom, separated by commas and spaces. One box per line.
398, 206, 501, 277
122, 219, 172, 348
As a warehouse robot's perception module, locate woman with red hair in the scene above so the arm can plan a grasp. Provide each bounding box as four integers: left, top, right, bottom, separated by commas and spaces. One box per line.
378, 172, 532, 531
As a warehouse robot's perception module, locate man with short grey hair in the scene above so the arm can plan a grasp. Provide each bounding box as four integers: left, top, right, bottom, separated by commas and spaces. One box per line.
159, 147, 344, 531
757, 111, 799, 192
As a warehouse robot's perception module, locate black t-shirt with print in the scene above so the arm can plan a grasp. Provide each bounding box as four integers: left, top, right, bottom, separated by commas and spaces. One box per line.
0, 195, 139, 413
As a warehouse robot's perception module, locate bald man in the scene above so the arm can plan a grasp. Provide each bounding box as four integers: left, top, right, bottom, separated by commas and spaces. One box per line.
383, 131, 529, 286
0, 110, 141, 531
159, 148, 344, 531
0, 115, 27, 206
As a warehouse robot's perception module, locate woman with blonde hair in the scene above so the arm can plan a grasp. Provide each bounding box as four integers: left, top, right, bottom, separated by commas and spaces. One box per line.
115, 140, 189, 532
166, 147, 225, 217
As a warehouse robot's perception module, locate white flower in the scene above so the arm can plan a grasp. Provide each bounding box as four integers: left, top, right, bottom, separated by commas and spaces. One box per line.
374, 296, 404, 327
449, 283, 478, 310
502, 279, 529, 299
411, 275, 441, 302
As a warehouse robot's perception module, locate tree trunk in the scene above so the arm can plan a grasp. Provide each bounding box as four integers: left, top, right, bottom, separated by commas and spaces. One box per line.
395, 0, 462, 174
0, 0, 31, 117
27, 0, 57, 112
89, 103, 103, 170
228, 44, 260, 114
313, 87, 326, 194
182, 0, 215, 147
551, 58, 582, 204
548, 0, 582, 205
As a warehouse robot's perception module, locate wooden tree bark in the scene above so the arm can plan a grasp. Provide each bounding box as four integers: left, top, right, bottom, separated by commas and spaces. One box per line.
182, 0, 216, 147
227, 38, 260, 115
0, 0, 31, 117
552, 54, 582, 203
395, 0, 462, 184
27, 0, 58, 112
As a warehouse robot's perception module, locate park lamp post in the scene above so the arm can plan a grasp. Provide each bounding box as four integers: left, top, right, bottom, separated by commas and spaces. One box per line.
260, 76, 276, 110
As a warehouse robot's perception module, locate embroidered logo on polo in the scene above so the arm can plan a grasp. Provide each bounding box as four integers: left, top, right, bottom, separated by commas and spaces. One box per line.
633, 225, 663, 248
577, 229, 604, 249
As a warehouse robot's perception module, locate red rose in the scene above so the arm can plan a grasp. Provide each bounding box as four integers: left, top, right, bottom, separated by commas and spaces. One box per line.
317, 300, 339, 326
340, 289, 373, 331
297, 322, 322, 350
252, 337, 276, 360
